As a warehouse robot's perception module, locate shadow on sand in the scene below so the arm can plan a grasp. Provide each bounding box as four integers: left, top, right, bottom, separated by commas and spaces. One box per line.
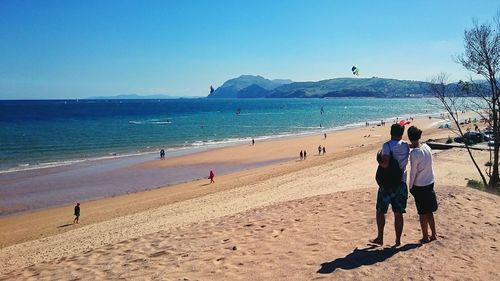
317, 243, 421, 274
57, 223, 73, 228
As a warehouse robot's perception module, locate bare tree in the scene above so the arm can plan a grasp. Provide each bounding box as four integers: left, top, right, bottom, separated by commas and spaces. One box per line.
456, 12, 500, 187
456, 79, 495, 178
429, 73, 488, 187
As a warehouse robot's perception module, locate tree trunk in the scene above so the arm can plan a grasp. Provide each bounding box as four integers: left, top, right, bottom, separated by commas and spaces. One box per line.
451, 112, 489, 187
490, 103, 499, 187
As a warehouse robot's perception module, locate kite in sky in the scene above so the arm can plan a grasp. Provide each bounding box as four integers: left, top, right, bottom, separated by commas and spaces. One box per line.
351, 66, 360, 77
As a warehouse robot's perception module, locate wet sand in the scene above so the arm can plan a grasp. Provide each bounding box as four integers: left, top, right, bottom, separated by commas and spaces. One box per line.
0, 154, 291, 216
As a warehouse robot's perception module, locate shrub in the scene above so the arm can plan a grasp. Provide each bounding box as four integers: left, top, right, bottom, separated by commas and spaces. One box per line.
466, 179, 483, 188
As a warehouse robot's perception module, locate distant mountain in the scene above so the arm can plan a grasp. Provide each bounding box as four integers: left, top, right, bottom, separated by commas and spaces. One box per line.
87, 94, 201, 99
237, 84, 269, 98
267, 77, 429, 98
207, 75, 293, 98
207, 75, 467, 98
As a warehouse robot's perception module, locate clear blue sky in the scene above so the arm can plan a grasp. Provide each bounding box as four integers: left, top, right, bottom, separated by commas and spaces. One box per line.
0, 0, 498, 99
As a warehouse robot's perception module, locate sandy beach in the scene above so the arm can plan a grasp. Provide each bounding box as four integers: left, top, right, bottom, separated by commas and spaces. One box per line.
1, 116, 499, 280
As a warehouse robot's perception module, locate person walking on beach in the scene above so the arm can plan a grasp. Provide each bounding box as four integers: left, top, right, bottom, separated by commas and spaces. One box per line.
209, 170, 215, 184
322, 146, 326, 154
324, 133, 327, 139
300, 150, 303, 160
252, 138, 255, 146
160, 149, 165, 160
408, 126, 438, 243
73, 203, 80, 224
318, 145, 322, 155
371, 123, 409, 247
303, 150, 307, 160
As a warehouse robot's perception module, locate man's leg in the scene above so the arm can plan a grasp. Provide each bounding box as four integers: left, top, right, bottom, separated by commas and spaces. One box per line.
370, 212, 385, 245
393, 183, 407, 247
394, 212, 403, 246
372, 187, 389, 245
428, 213, 437, 240
419, 214, 429, 242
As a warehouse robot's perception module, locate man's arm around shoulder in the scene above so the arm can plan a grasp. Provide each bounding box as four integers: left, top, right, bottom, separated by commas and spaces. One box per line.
378, 154, 390, 168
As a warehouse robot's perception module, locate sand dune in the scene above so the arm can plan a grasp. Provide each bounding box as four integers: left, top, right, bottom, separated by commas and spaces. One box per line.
2, 185, 498, 280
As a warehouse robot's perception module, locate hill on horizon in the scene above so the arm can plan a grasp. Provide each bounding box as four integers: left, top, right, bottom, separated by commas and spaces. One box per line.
207, 75, 294, 98
207, 75, 468, 98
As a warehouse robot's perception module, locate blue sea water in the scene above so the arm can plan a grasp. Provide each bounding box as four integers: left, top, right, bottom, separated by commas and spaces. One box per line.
0, 98, 441, 172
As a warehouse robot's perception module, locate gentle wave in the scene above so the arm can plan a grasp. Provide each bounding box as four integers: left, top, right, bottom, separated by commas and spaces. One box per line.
129, 120, 172, 125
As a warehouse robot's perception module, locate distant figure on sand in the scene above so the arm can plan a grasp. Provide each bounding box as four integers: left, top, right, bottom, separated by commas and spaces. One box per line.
300, 150, 303, 160
209, 170, 215, 184
371, 123, 409, 247
160, 149, 165, 160
303, 150, 307, 160
318, 145, 322, 155
324, 133, 327, 139
73, 203, 80, 224
408, 126, 438, 243
252, 138, 255, 145
322, 146, 326, 154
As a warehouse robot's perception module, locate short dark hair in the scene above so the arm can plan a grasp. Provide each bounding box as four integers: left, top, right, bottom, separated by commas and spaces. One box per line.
390, 124, 405, 138
407, 126, 422, 141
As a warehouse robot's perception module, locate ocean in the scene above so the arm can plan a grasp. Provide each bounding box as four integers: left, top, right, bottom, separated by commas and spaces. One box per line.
0, 98, 441, 173
0, 99, 439, 172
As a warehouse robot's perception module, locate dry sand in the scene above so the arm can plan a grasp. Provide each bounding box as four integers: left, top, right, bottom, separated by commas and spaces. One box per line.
1, 116, 499, 280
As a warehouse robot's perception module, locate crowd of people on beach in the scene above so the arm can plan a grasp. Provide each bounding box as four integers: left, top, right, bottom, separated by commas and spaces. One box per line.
298, 144, 328, 160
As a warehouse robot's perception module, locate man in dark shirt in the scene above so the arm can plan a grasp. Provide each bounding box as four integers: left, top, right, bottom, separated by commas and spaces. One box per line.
73, 203, 80, 224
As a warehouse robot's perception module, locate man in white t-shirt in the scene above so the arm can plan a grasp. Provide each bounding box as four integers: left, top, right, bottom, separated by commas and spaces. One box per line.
408, 126, 438, 243
371, 123, 409, 247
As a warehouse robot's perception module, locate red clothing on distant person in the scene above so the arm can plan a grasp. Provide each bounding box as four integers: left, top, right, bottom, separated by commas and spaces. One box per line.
209, 170, 215, 183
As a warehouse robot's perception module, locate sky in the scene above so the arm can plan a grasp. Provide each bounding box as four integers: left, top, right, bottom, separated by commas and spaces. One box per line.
0, 0, 499, 99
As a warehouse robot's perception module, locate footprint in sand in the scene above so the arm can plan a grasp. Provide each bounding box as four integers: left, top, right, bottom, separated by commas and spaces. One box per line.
149, 251, 167, 258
